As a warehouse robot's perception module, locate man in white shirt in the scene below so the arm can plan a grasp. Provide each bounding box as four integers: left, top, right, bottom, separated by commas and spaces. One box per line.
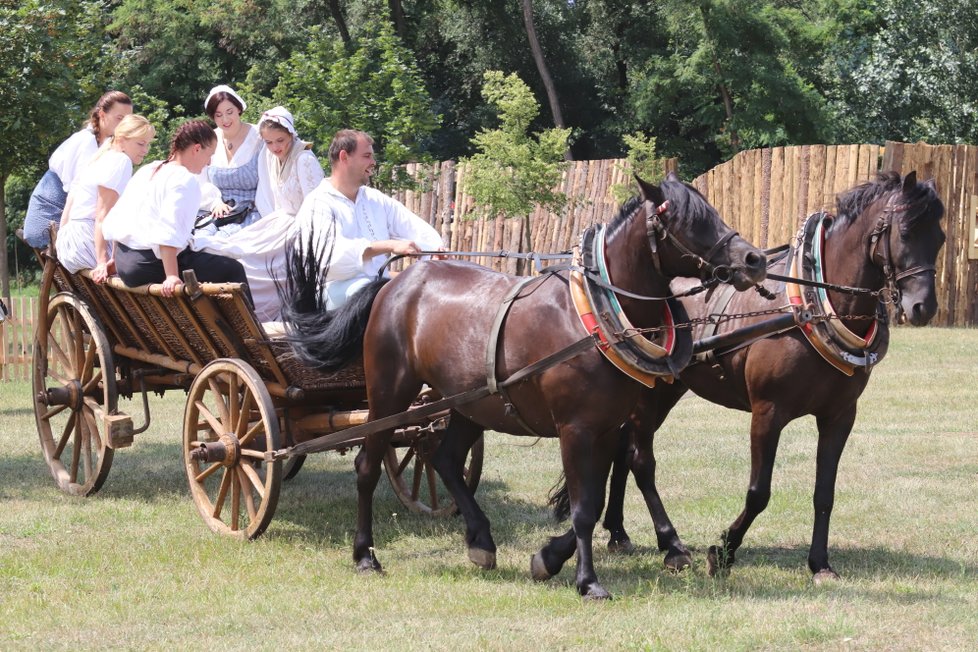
294, 129, 444, 309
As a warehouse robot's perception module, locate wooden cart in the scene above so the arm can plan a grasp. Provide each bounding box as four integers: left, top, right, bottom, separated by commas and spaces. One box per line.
29, 244, 483, 539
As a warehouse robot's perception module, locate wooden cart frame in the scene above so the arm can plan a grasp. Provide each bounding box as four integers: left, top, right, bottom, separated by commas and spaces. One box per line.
28, 240, 482, 539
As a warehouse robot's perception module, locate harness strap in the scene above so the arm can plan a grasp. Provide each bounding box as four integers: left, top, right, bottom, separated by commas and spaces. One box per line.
273, 332, 599, 460
485, 276, 547, 436
541, 262, 712, 301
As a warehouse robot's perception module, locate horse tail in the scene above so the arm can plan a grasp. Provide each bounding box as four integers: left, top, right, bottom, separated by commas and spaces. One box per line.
277, 221, 389, 371
547, 472, 572, 522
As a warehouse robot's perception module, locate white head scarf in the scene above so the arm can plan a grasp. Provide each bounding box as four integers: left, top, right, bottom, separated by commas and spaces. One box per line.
258, 106, 312, 199
259, 106, 297, 137
204, 84, 247, 113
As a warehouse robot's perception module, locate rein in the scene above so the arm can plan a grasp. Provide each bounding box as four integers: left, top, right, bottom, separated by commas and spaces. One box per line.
384, 197, 738, 303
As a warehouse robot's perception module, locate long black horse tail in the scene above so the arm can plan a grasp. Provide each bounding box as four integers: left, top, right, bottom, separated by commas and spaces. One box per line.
547, 472, 572, 522
276, 221, 389, 371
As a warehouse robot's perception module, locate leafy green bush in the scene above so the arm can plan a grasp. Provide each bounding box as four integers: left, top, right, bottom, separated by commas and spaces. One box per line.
461, 71, 570, 221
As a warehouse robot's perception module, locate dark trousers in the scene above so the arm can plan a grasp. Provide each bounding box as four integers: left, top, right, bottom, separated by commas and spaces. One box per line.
114, 243, 254, 306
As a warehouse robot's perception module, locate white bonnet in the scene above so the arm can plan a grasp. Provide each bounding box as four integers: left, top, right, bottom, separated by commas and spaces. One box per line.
204, 84, 247, 113
259, 106, 298, 138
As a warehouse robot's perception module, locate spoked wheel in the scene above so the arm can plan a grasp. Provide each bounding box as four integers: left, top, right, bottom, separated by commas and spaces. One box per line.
33, 294, 117, 496
183, 359, 282, 539
384, 431, 484, 517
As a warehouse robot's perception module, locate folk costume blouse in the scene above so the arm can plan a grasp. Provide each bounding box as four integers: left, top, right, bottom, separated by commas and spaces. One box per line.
57, 149, 133, 274
198, 124, 262, 215
103, 161, 201, 258
254, 143, 324, 218
50, 128, 100, 192
294, 180, 444, 285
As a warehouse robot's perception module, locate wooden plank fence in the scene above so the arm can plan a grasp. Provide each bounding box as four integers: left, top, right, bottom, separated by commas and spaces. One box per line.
1, 296, 36, 382
391, 142, 975, 327
4, 141, 975, 381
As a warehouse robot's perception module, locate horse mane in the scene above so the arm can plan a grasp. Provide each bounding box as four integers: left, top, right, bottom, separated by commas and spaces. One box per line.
276, 222, 389, 371
606, 175, 716, 238
833, 171, 944, 233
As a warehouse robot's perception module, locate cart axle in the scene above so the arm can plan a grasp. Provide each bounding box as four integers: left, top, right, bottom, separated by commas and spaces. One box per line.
189, 434, 240, 466
37, 381, 84, 411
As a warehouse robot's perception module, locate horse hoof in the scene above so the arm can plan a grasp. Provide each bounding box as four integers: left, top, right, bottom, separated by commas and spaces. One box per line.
530, 552, 552, 581
582, 584, 613, 601
607, 537, 635, 554
356, 557, 383, 574
468, 547, 497, 570
812, 569, 841, 586
663, 551, 692, 572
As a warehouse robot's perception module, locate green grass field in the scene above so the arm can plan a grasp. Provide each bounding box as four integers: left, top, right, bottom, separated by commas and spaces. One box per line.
1, 328, 976, 650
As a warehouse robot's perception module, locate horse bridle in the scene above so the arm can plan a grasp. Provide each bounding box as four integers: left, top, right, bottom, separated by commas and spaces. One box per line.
644, 199, 737, 285
868, 195, 936, 320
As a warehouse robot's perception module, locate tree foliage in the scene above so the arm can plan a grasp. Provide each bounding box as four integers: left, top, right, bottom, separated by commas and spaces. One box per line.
0, 0, 107, 297
273, 16, 438, 190
610, 132, 668, 204
818, 0, 978, 144
461, 71, 570, 221
8, 0, 978, 284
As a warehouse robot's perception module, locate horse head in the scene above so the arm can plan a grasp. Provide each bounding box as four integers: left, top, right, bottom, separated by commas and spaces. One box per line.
871, 171, 946, 326
636, 173, 767, 290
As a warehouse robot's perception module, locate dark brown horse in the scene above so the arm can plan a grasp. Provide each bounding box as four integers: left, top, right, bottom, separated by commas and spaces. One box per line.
282, 174, 767, 599
546, 171, 946, 583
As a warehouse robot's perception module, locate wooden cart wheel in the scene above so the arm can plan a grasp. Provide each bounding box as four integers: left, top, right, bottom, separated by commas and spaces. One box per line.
33, 294, 116, 496
384, 432, 484, 517
183, 359, 282, 539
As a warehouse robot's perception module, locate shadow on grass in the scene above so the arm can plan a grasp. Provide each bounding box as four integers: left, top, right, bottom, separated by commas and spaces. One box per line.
1, 437, 551, 548
590, 540, 978, 602
0, 406, 35, 417
7, 439, 975, 602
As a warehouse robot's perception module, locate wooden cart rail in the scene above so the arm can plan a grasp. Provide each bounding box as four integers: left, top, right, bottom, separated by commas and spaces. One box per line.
40, 250, 366, 398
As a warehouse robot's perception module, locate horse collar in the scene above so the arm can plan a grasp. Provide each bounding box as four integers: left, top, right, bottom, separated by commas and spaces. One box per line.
785, 212, 888, 376
568, 224, 693, 386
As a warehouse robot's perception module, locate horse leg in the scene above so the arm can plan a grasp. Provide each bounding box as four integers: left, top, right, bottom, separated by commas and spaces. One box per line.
808, 408, 856, 583
601, 427, 633, 553
430, 412, 496, 569
353, 428, 395, 573
621, 383, 692, 569
354, 359, 423, 574
534, 427, 617, 600
707, 402, 786, 576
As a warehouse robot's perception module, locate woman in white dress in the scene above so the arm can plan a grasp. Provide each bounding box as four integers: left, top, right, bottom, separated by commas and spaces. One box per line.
197, 84, 263, 234
56, 115, 155, 279
23, 90, 133, 247
193, 106, 324, 320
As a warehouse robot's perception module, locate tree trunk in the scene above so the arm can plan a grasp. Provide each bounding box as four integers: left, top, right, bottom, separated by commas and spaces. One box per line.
0, 171, 10, 307
326, 0, 351, 45
388, 0, 406, 39
700, 5, 740, 151
518, 0, 572, 160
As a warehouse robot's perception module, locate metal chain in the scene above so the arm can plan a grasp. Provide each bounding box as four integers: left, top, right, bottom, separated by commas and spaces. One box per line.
618, 305, 882, 338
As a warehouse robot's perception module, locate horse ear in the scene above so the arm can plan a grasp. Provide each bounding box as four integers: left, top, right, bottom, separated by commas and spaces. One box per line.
902, 170, 918, 194
635, 174, 666, 206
